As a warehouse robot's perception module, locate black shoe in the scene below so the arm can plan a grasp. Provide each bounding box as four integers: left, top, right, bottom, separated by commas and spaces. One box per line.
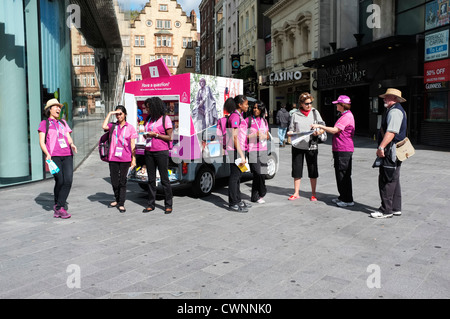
108, 202, 118, 208
229, 204, 248, 213
164, 208, 173, 214
142, 207, 154, 213
239, 201, 252, 208
118, 206, 126, 213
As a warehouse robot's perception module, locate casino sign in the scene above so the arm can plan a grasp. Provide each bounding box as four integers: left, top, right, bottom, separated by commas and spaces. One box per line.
269, 70, 302, 83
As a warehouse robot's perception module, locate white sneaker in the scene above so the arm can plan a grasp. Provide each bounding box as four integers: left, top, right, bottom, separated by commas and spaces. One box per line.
332, 198, 340, 204
393, 211, 402, 216
370, 211, 393, 219
336, 201, 354, 207
257, 198, 266, 204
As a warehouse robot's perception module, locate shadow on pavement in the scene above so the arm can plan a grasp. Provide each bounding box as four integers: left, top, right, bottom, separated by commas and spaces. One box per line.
34, 192, 54, 212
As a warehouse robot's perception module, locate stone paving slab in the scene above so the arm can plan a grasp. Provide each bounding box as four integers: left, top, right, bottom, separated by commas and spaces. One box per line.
1, 136, 450, 299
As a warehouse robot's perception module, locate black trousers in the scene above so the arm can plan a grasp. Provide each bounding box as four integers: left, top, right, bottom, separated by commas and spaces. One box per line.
145, 150, 173, 209
249, 151, 267, 202
109, 161, 131, 206
333, 151, 353, 203
52, 156, 73, 209
379, 163, 402, 214
228, 152, 244, 206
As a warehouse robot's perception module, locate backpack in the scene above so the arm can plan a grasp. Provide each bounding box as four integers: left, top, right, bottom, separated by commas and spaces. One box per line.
99, 123, 116, 162
225, 112, 244, 150
162, 115, 173, 150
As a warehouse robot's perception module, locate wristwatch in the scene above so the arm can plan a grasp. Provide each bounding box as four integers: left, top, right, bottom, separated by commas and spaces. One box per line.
377, 146, 384, 151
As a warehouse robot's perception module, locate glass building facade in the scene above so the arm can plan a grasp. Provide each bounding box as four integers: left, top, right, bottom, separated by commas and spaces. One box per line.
0, 0, 109, 188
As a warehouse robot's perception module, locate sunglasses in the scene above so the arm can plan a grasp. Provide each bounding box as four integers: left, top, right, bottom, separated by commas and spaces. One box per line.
304, 102, 313, 105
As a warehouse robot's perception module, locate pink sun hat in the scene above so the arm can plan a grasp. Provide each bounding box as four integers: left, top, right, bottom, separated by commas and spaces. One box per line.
332, 95, 351, 104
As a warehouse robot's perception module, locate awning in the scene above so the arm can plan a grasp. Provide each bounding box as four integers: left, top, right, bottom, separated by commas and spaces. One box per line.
304, 35, 418, 69
70, 0, 122, 49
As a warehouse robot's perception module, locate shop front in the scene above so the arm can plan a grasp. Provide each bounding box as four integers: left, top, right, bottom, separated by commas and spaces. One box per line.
304, 35, 423, 141
422, 27, 450, 148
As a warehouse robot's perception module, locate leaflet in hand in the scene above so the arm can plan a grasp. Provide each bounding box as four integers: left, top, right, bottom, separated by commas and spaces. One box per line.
291, 131, 314, 145
46, 160, 60, 175
234, 158, 249, 173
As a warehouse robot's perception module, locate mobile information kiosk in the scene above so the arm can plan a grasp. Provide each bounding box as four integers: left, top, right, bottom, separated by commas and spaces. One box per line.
124, 59, 278, 196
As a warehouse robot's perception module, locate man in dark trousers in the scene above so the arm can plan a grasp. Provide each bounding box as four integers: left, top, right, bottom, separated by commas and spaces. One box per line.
276, 104, 290, 147
371, 88, 408, 219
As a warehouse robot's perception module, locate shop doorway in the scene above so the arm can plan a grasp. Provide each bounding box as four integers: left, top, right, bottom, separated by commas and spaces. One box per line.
320, 86, 370, 137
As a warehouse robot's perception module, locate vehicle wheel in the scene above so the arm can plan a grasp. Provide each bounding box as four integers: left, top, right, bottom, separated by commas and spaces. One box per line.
138, 183, 149, 191
193, 167, 215, 197
265, 154, 277, 179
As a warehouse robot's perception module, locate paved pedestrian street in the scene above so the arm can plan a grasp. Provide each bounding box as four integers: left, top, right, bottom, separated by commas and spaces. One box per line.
1, 136, 449, 300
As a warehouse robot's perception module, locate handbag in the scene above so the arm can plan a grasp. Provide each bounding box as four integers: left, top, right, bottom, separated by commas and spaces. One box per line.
98, 123, 116, 162
310, 109, 327, 145
396, 137, 415, 161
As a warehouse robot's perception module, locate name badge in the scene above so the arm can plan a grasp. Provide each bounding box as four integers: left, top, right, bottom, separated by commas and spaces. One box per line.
146, 138, 152, 148
58, 138, 68, 149
115, 147, 123, 158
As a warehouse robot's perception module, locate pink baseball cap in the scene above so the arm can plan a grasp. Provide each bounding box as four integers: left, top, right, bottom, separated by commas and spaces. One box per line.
332, 95, 351, 104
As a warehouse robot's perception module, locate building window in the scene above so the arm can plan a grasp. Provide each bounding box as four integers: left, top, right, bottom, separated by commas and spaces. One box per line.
277, 39, 283, 64
173, 56, 178, 67
73, 55, 80, 66
82, 55, 88, 66
216, 29, 223, 50
90, 75, 96, 87
186, 56, 193, 68
216, 58, 223, 76
156, 36, 171, 47
245, 12, 249, 31
289, 33, 295, 58
156, 20, 171, 29
183, 37, 193, 48
135, 55, 141, 66
75, 75, 81, 87
174, 21, 181, 28
91, 55, 95, 66
136, 74, 142, 81
122, 35, 130, 47
135, 36, 145, 47
146, 20, 152, 27
82, 75, 87, 87
150, 55, 155, 62
159, 5, 168, 11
